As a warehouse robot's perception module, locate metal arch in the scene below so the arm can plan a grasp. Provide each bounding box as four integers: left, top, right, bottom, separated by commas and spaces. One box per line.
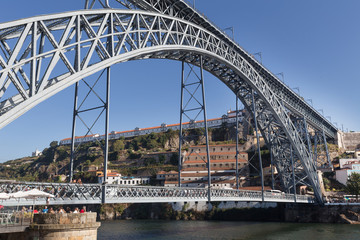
106, 0, 337, 139
0, 9, 322, 202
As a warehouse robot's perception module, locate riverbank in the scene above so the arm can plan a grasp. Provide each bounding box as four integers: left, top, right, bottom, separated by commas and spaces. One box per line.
90, 202, 360, 224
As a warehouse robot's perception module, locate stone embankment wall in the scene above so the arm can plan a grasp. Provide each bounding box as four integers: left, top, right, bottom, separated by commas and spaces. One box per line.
338, 132, 360, 150
98, 201, 282, 222
284, 204, 360, 224
98, 202, 360, 224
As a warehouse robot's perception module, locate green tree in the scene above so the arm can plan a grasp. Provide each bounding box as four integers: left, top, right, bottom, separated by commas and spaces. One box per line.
170, 153, 179, 166
147, 139, 159, 150
158, 155, 166, 164
112, 139, 125, 152
346, 172, 360, 200
50, 141, 58, 148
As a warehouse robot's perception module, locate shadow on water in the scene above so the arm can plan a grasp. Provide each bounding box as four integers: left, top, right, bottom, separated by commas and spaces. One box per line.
98, 220, 360, 240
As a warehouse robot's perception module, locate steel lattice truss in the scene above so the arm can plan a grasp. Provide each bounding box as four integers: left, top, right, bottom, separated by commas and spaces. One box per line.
0, 8, 330, 202
98, 0, 337, 138
0, 182, 314, 206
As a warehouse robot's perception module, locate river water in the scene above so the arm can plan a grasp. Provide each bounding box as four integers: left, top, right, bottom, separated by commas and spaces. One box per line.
98, 220, 360, 240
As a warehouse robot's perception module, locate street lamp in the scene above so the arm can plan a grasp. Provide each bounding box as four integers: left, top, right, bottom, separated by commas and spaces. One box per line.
223, 27, 234, 40
293, 87, 300, 95
306, 99, 313, 106
253, 52, 262, 64
275, 72, 284, 83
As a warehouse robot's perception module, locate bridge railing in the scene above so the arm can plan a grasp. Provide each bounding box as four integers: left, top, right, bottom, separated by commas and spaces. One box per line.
106, 185, 209, 202
0, 182, 315, 205
0, 181, 103, 205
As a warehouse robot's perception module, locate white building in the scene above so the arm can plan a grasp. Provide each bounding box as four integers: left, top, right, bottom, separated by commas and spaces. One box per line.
32, 149, 42, 157
336, 164, 360, 185
340, 159, 360, 169
98, 172, 122, 184
59, 110, 244, 145
118, 177, 150, 186
98, 172, 150, 185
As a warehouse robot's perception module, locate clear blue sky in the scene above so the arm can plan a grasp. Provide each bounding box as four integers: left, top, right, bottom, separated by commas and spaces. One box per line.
0, 0, 359, 162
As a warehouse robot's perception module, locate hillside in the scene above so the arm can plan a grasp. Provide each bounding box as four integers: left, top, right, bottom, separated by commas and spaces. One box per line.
0, 125, 242, 182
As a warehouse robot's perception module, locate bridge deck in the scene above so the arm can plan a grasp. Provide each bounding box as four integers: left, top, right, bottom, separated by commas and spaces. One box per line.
0, 183, 315, 206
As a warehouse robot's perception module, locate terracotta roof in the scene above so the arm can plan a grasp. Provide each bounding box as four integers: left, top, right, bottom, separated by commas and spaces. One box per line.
60, 113, 240, 142
189, 144, 243, 147
164, 181, 178, 184
181, 179, 235, 184
61, 134, 98, 142
157, 170, 178, 175
238, 186, 272, 191
98, 172, 120, 177
184, 159, 247, 164
181, 172, 235, 177
181, 167, 241, 171
186, 152, 247, 156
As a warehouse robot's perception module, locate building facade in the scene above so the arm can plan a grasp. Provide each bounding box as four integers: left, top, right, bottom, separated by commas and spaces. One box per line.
156, 144, 249, 189
59, 110, 245, 145
336, 164, 360, 185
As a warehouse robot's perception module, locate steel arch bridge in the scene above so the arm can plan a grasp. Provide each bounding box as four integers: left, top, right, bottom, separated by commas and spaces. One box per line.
0, 0, 337, 204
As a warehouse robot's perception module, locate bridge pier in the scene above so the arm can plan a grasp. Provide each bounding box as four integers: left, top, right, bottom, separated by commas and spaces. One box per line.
0, 213, 100, 240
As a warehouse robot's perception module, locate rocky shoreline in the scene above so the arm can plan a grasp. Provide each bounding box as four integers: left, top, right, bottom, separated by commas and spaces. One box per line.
284, 203, 360, 224
83, 202, 360, 224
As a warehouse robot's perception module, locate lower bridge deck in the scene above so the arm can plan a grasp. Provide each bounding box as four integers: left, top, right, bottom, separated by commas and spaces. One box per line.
0, 182, 315, 206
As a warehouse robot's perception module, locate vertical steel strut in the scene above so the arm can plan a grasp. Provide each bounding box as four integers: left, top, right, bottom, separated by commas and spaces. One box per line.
290, 146, 297, 202
102, 11, 113, 204
322, 129, 333, 170
313, 133, 318, 168
235, 95, 239, 189
199, 56, 211, 201
270, 144, 275, 190
251, 89, 264, 201
102, 66, 110, 204
178, 61, 185, 187
178, 56, 211, 201
69, 15, 82, 183
69, 82, 79, 183
312, 129, 332, 170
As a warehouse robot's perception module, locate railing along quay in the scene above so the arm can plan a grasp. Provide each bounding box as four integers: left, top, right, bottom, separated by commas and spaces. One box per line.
0, 211, 31, 234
